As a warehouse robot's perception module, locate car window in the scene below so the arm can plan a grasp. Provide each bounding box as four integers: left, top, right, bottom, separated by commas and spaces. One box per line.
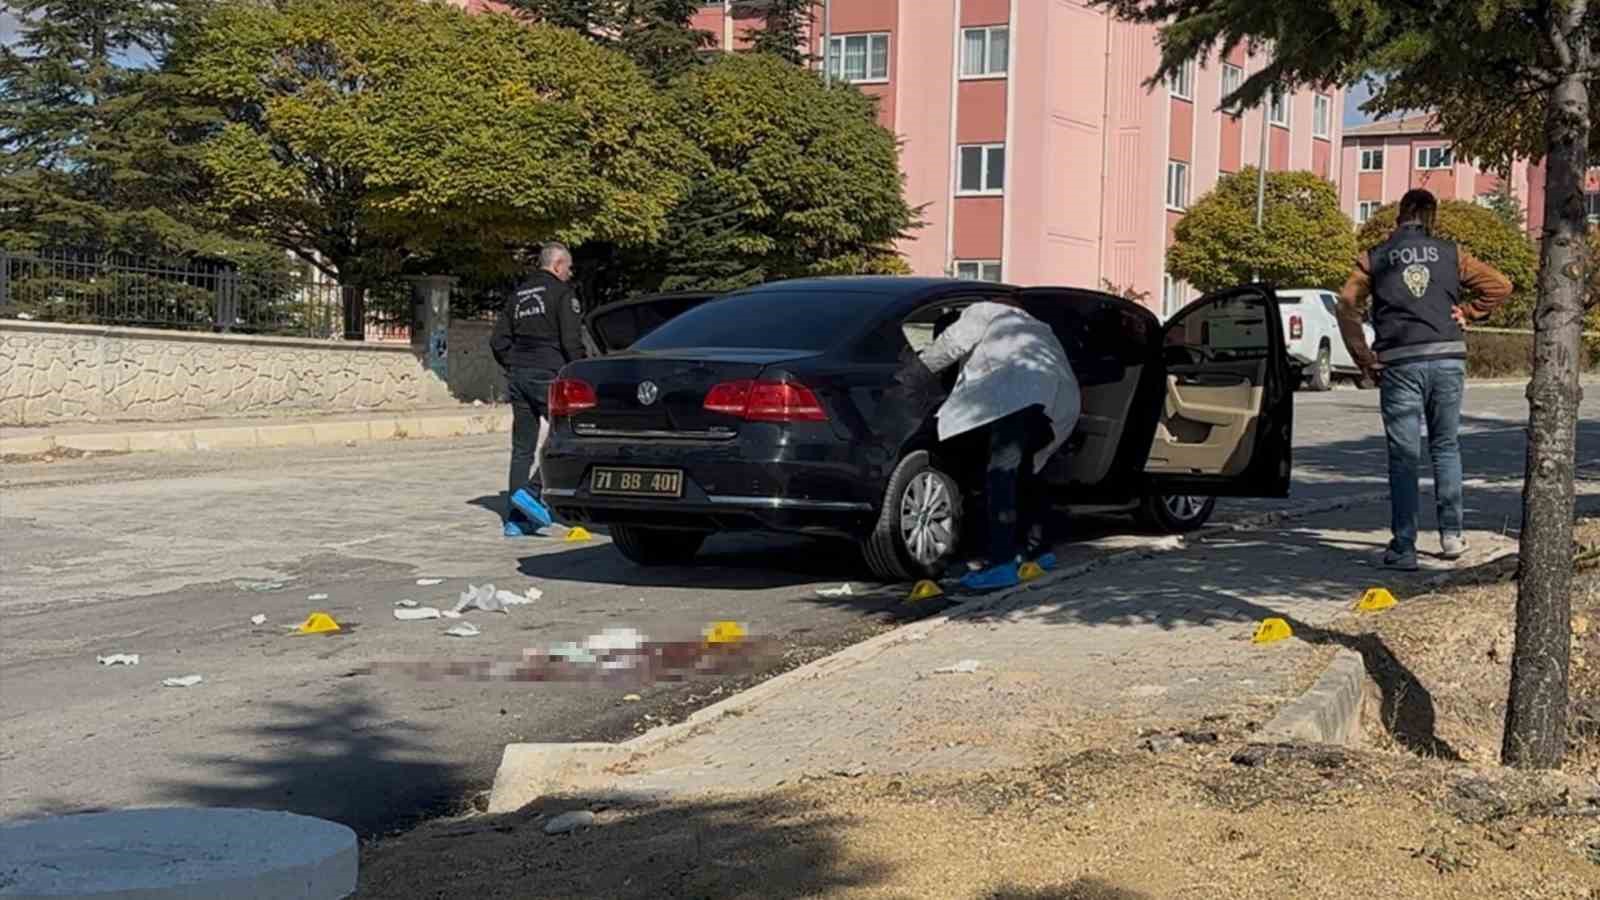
589, 295, 713, 352
900, 302, 973, 354
632, 290, 875, 353
1166, 292, 1272, 365
1320, 296, 1339, 318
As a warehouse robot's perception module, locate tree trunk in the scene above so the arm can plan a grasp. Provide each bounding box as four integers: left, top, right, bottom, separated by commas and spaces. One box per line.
1502, 19, 1590, 768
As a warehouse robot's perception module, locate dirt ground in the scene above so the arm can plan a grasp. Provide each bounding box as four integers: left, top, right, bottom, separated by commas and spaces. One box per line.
357, 525, 1600, 900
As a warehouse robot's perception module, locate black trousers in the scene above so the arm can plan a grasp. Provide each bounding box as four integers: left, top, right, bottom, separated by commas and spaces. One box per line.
506, 367, 556, 522
984, 406, 1054, 565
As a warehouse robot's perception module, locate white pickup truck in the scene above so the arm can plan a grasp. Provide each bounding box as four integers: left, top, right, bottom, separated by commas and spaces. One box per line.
1277, 288, 1375, 391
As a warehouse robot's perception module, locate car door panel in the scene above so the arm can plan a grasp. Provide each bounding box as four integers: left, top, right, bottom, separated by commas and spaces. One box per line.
1146, 284, 1292, 497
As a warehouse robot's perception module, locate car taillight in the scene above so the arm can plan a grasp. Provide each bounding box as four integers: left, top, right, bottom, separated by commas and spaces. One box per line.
703, 379, 826, 422
1289, 315, 1303, 340
549, 378, 597, 417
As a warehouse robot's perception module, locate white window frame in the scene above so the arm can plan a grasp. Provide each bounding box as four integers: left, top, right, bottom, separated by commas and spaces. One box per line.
826, 32, 890, 85
954, 260, 1003, 283
1312, 94, 1331, 139
1358, 148, 1384, 172
1167, 58, 1196, 101
1415, 146, 1455, 170
1220, 63, 1244, 116
1165, 160, 1190, 212
959, 25, 1009, 79
956, 143, 1005, 196
1162, 275, 1188, 319
1356, 200, 1381, 224
1267, 86, 1290, 128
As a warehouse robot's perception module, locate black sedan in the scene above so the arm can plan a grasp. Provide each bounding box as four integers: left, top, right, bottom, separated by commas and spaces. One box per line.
540, 277, 1293, 581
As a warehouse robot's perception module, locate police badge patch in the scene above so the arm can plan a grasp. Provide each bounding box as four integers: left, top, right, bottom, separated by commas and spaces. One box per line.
1402, 263, 1431, 299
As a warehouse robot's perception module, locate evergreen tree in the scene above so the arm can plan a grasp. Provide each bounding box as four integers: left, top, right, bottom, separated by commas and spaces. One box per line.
744, 0, 814, 65
502, 0, 712, 84
1482, 180, 1528, 234
0, 0, 228, 257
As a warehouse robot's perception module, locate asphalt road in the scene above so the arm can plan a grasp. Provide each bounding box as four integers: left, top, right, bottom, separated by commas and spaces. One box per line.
1, 382, 1594, 836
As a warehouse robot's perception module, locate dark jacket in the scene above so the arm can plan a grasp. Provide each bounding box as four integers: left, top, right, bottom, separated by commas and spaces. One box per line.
490, 270, 586, 372
1336, 223, 1512, 371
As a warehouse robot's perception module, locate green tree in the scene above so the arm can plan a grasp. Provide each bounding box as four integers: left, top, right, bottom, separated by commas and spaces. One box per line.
1093, 0, 1592, 769
1166, 167, 1355, 293
589, 53, 914, 300
1357, 200, 1539, 328
745, 0, 815, 65
1482, 180, 1528, 234
178, 0, 691, 297
501, 0, 713, 84
0, 0, 241, 257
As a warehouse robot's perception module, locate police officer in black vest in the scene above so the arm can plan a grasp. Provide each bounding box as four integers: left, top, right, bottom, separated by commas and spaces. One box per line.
491, 242, 586, 536
1336, 189, 1512, 571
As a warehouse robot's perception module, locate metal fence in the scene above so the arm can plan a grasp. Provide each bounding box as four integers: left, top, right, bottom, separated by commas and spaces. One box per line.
0, 249, 413, 341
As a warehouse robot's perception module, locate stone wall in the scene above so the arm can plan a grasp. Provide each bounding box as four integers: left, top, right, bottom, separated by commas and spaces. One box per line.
446, 319, 507, 404
0, 320, 460, 425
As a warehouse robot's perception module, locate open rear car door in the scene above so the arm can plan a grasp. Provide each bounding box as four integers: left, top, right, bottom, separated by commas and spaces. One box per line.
1145, 284, 1292, 498
581, 291, 720, 356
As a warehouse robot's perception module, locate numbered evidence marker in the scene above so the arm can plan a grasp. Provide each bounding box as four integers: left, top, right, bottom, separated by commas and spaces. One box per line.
1356, 588, 1398, 612
906, 580, 944, 603
565, 526, 594, 542
296, 612, 341, 635
1251, 617, 1293, 645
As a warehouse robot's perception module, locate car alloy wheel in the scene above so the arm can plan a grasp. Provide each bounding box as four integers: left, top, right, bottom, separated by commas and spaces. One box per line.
899, 470, 956, 567
1164, 495, 1209, 522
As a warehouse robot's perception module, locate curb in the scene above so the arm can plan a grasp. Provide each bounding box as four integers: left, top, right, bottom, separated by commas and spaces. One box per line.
1253, 649, 1369, 746
0, 410, 512, 458
486, 490, 1396, 812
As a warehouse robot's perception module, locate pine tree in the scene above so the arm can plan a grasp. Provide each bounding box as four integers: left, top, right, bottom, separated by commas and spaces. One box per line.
1483, 180, 1528, 234
0, 0, 225, 257
744, 0, 815, 65
502, 0, 712, 84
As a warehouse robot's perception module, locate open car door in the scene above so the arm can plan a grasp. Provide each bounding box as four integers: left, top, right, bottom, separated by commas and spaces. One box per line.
1145, 284, 1292, 498
582, 291, 720, 356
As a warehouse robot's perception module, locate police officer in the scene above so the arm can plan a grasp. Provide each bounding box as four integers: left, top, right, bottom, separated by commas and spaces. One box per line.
491, 242, 586, 536
1335, 189, 1512, 571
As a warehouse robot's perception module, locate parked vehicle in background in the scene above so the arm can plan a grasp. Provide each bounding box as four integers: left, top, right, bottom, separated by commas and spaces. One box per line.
541, 278, 1295, 581
1276, 288, 1373, 391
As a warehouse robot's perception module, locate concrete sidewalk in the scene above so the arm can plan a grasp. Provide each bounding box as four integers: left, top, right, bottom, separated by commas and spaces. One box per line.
0, 403, 512, 456
488, 481, 1598, 812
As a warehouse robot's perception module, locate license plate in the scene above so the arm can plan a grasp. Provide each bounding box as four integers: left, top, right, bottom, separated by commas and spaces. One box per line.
589, 467, 684, 499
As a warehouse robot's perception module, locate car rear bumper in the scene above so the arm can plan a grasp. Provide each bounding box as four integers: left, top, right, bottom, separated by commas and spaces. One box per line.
540, 431, 882, 540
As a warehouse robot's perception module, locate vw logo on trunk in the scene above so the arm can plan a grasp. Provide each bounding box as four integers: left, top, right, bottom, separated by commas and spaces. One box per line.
637, 381, 660, 406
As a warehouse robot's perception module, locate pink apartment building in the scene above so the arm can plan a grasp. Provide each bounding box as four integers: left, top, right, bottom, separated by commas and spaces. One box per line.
695, 2, 1342, 317
1339, 114, 1549, 238
453, 0, 1343, 317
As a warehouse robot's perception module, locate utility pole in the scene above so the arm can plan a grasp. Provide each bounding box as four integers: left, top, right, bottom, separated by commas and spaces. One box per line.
1253, 86, 1272, 283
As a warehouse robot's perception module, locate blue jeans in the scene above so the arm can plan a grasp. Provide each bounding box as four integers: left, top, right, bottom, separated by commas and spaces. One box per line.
1378, 358, 1466, 553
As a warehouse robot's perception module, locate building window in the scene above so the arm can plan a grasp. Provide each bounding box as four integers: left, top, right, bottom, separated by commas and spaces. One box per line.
827, 32, 890, 84
957, 143, 1005, 195
960, 26, 1009, 78
1359, 148, 1384, 172
1162, 275, 1187, 318
1165, 160, 1190, 211
1357, 200, 1381, 224
1585, 192, 1600, 222
1415, 146, 1455, 170
1167, 58, 1196, 101
1267, 86, 1289, 127
955, 260, 1003, 282
1220, 63, 1244, 115
1313, 94, 1331, 139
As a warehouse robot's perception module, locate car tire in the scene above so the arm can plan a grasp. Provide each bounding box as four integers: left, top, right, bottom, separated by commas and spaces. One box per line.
1135, 493, 1217, 533
864, 451, 963, 582
1307, 343, 1334, 392
610, 525, 708, 567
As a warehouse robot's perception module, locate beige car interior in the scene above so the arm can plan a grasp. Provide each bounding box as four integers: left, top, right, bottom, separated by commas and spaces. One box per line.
1145, 300, 1268, 477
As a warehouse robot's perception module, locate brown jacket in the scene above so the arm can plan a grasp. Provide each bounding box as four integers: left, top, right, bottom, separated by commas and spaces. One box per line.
1335, 246, 1513, 373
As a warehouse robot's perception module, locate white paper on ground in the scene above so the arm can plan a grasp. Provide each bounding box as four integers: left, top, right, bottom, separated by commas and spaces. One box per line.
250, 614, 267, 626
307, 593, 329, 601
416, 578, 444, 586
441, 609, 462, 619
394, 607, 442, 621
932, 659, 981, 675
97, 654, 140, 666
445, 623, 481, 638
455, 584, 509, 614
395, 599, 419, 608
815, 584, 854, 598
162, 675, 203, 688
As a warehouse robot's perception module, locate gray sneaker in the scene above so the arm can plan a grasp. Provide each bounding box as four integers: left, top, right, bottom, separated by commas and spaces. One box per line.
1383, 546, 1420, 571
1439, 535, 1469, 561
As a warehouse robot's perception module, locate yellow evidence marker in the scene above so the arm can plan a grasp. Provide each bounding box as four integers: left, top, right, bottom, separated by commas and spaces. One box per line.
906, 580, 944, 603
296, 612, 341, 635
1356, 588, 1398, 612
565, 526, 593, 542
704, 620, 747, 645
1018, 561, 1046, 582
1251, 617, 1293, 644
